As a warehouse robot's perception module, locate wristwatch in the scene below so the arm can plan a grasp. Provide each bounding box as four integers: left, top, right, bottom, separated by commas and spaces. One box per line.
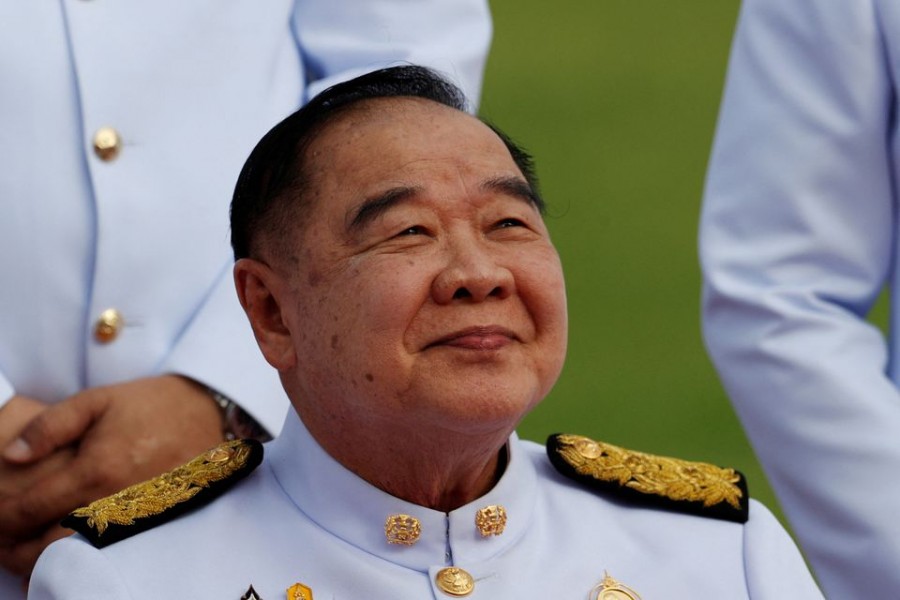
208, 388, 272, 442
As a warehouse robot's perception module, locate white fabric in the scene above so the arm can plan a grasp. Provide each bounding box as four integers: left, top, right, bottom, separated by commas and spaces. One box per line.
0, 1, 491, 596
28, 413, 822, 599
700, 0, 900, 596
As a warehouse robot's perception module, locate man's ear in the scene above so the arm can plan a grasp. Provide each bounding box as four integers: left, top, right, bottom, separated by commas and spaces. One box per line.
233, 258, 297, 371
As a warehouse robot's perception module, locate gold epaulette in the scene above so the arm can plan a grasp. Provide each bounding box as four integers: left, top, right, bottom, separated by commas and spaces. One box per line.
62, 439, 264, 548
547, 434, 748, 523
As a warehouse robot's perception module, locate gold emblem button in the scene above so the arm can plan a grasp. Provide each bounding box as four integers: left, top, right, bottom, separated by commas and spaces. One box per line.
286, 582, 313, 600
384, 514, 421, 545
206, 446, 235, 463
94, 308, 123, 343
435, 567, 474, 597
475, 504, 507, 536
591, 572, 642, 600
574, 437, 603, 459
93, 127, 122, 161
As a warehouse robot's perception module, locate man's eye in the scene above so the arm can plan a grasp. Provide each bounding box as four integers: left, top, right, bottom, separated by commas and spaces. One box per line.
496, 218, 525, 228
397, 225, 426, 236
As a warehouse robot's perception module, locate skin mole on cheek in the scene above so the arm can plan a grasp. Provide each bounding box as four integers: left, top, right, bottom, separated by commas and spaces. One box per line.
365, 373, 375, 382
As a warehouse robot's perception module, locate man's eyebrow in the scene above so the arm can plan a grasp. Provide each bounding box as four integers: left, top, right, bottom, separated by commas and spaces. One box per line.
481, 176, 544, 212
347, 186, 420, 232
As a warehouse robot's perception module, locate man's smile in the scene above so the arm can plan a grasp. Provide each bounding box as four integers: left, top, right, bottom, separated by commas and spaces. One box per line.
425, 325, 518, 351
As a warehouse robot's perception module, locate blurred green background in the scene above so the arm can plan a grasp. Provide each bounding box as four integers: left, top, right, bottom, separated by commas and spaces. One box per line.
478, 2, 777, 512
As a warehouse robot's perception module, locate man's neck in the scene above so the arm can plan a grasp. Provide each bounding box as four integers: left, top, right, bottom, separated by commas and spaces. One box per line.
301, 412, 512, 512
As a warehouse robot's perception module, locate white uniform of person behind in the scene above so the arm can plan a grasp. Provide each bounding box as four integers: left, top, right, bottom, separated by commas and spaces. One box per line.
0, 2, 491, 597
701, 0, 900, 597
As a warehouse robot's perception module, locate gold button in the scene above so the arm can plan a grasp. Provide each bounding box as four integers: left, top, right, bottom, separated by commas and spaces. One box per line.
93, 127, 121, 161
94, 308, 123, 343
575, 437, 602, 459
435, 567, 474, 597
206, 446, 235, 463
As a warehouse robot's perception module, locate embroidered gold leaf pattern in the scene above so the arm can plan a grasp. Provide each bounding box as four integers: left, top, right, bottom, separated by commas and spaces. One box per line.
555, 434, 743, 509
70, 440, 254, 536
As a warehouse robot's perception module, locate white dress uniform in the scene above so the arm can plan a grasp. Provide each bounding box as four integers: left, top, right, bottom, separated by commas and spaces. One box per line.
0, 2, 490, 596
700, 0, 900, 597
28, 414, 822, 599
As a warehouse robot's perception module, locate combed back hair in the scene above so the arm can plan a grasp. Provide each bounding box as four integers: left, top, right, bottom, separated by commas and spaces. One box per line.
230, 65, 543, 261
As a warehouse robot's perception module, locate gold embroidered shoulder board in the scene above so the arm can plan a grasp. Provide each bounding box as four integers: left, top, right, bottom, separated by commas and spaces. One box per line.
62, 439, 264, 548
547, 434, 748, 523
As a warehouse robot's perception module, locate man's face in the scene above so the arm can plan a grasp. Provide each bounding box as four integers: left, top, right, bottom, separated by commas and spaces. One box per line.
273, 98, 567, 439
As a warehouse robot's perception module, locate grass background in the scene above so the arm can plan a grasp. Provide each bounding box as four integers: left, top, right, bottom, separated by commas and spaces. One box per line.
477, 2, 781, 515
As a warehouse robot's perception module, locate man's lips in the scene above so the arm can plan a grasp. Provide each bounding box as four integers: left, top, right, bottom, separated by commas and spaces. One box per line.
426, 326, 518, 351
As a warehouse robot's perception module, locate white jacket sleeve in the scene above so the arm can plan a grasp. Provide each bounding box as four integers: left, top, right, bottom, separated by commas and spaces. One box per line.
700, 0, 900, 596
157, 261, 289, 435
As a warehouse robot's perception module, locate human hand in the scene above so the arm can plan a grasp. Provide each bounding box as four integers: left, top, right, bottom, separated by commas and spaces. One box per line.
0, 396, 74, 501
0, 375, 225, 575
0, 396, 75, 577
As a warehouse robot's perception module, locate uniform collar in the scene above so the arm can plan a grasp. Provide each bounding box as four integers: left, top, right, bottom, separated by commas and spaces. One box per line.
267, 411, 537, 571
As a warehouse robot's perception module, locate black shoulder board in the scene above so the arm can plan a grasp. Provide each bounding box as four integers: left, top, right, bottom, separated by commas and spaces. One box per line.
547, 433, 749, 523
62, 439, 264, 548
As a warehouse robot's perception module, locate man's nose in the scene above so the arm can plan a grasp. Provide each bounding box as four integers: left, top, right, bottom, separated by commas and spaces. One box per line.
431, 238, 514, 304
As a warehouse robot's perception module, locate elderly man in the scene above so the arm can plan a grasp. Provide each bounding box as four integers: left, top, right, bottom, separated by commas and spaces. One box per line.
27, 66, 822, 599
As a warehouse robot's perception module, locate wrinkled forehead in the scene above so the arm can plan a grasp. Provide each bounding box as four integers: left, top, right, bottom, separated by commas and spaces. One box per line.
314, 96, 493, 142
303, 98, 524, 196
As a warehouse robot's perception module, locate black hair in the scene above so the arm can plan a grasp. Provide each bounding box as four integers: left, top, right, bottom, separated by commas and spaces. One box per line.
230, 65, 541, 260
